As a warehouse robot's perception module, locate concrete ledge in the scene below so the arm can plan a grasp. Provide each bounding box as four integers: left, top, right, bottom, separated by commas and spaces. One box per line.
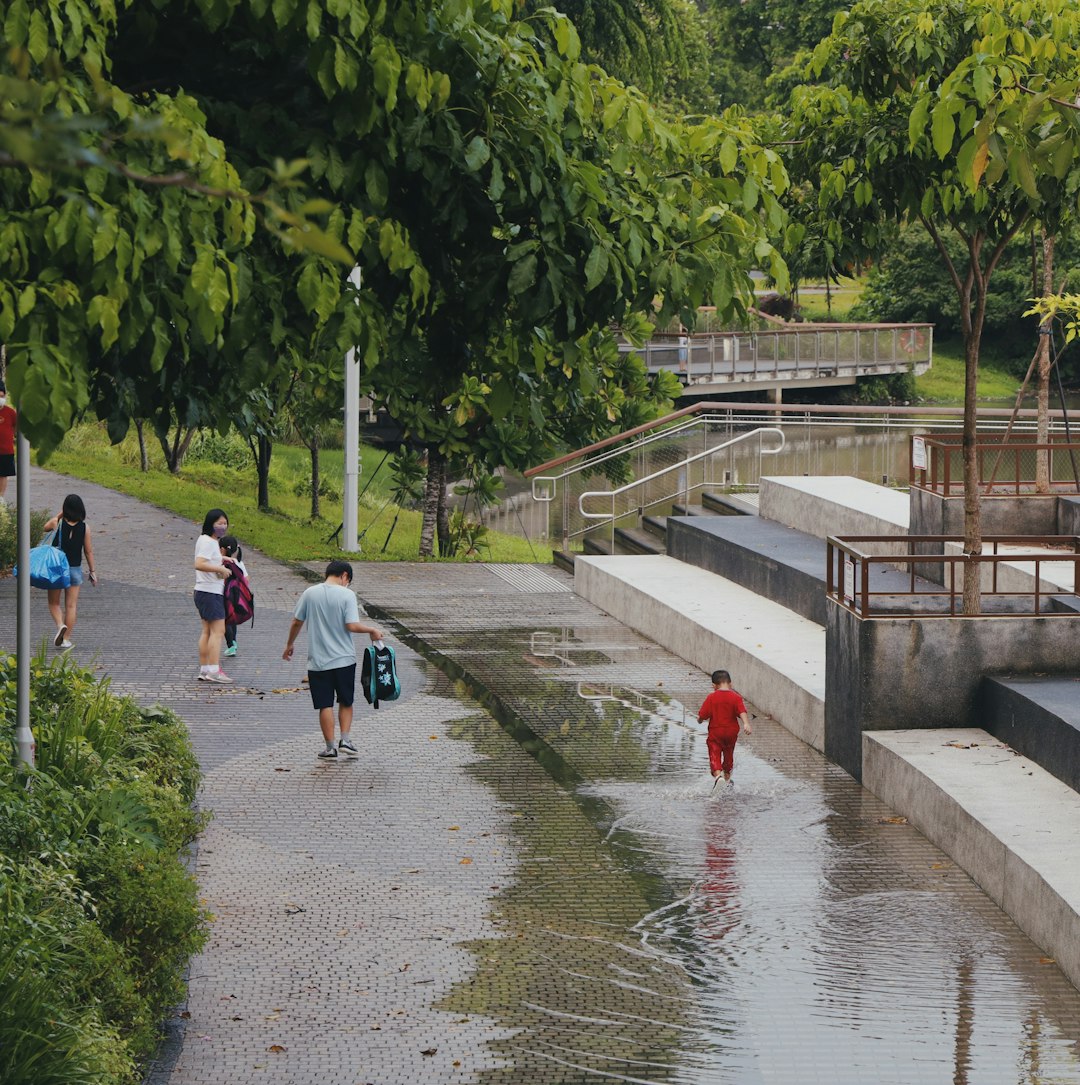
574, 554, 825, 751
864, 728, 1080, 993
978, 675, 1080, 792
759, 475, 908, 542
666, 515, 829, 624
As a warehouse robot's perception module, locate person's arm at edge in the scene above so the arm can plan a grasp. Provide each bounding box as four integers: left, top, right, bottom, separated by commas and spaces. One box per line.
283, 617, 305, 661
346, 619, 384, 642
739, 710, 752, 736
83, 525, 97, 584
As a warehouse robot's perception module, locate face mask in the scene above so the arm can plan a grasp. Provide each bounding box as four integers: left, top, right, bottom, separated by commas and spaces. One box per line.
0, 397, 6, 408
213, 524, 228, 538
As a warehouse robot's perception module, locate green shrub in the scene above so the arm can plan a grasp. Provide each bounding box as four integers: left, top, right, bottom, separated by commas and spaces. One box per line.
0, 505, 53, 574
185, 429, 252, 471
0, 655, 208, 1081
292, 476, 342, 502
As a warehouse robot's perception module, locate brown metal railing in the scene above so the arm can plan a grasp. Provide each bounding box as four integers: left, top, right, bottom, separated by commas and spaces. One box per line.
909, 433, 1080, 496
825, 534, 1080, 618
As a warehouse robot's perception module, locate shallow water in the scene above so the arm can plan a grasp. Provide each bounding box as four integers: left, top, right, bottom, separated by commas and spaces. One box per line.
578, 714, 1080, 1084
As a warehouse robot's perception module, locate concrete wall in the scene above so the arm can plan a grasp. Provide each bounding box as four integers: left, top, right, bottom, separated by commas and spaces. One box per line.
909, 489, 1062, 583
1060, 496, 1080, 535
909, 489, 1059, 537
825, 598, 1080, 779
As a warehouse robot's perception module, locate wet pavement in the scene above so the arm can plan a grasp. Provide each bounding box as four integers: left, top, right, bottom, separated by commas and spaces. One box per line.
4, 467, 1080, 1084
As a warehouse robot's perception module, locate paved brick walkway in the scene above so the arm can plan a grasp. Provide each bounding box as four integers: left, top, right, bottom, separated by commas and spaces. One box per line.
5, 466, 1080, 1085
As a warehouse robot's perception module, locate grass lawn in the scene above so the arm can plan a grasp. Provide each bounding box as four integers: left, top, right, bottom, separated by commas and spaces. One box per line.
914, 341, 1025, 403
794, 276, 864, 322
44, 424, 552, 566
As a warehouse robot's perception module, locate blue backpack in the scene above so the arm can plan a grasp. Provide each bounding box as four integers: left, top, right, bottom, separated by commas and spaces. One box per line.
361, 641, 400, 709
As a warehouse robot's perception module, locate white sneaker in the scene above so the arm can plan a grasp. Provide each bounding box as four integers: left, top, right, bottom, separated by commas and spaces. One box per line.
59, 640, 73, 651
202, 670, 234, 684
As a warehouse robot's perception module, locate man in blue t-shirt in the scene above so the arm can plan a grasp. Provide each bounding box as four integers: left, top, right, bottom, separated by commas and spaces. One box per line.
283, 560, 384, 760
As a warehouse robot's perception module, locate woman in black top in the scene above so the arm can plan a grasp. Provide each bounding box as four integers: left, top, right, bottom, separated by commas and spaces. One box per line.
44, 493, 97, 650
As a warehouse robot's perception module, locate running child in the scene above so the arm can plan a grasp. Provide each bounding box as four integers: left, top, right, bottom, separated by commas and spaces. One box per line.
698, 669, 752, 785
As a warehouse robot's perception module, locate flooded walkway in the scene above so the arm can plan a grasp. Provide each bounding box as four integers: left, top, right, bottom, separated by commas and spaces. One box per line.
5, 468, 1080, 1083
358, 563, 1080, 1085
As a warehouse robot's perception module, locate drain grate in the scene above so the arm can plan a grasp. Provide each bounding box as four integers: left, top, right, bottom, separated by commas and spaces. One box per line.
483, 564, 573, 593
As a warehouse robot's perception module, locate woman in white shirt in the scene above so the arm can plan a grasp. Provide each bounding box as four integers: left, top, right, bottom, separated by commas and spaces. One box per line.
194, 508, 233, 683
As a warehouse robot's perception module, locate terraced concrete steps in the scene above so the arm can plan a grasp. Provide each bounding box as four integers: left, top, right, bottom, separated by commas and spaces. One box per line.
574, 554, 826, 751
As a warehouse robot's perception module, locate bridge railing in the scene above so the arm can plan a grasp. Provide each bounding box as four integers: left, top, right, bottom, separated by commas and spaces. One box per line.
909, 433, 1080, 495
628, 323, 933, 384
826, 534, 1080, 617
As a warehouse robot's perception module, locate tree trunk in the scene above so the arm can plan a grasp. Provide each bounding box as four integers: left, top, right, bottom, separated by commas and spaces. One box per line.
1035, 231, 1055, 493
419, 448, 441, 558
158, 426, 196, 474
436, 470, 451, 557
310, 439, 320, 520
256, 434, 272, 511
961, 251, 990, 616
135, 419, 149, 472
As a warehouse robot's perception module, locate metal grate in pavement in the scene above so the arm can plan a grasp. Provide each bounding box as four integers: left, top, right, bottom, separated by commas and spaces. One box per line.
482, 563, 573, 593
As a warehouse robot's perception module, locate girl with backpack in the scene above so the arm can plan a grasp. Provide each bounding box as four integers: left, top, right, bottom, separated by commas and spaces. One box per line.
219, 535, 253, 657
44, 493, 97, 650
194, 508, 232, 683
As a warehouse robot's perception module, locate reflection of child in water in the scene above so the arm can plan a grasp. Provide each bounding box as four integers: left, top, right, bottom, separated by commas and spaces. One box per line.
698, 669, 752, 784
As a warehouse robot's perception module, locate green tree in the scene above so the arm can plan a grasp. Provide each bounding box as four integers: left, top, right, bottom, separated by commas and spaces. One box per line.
788, 0, 1080, 612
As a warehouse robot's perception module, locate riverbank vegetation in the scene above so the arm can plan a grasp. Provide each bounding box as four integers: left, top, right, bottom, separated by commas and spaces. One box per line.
0, 655, 206, 1085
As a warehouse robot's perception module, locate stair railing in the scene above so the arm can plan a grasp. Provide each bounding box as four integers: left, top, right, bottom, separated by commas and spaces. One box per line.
577, 427, 785, 554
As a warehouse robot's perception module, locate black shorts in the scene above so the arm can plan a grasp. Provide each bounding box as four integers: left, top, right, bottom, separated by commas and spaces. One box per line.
194, 590, 226, 622
308, 664, 356, 710
0, 454, 14, 477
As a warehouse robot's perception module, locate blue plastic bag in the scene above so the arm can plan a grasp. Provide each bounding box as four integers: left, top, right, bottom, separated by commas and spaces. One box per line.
14, 541, 71, 590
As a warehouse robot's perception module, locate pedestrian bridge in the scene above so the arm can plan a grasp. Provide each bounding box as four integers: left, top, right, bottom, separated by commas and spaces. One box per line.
623, 322, 933, 399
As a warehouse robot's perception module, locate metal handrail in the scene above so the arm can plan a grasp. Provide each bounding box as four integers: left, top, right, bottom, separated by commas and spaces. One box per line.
910, 433, 1080, 496
576, 427, 784, 550
531, 414, 710, 503
826, 533, 1080, 618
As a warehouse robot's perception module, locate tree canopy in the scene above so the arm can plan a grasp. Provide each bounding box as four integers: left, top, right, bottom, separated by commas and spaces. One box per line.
2, 0, 790, 552
785, 0, 1080, 609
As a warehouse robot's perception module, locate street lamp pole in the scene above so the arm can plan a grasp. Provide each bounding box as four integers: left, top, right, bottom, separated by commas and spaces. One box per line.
15, 428, 33, 767
342, 267, 363, 553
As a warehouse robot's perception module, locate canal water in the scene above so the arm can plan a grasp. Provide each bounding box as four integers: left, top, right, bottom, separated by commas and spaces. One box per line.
369, 565, 1080, 1085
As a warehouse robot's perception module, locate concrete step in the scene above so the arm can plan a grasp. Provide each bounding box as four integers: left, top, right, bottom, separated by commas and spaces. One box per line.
667, 515, 831, 624
613, 526, 664, 556
671, 502, 706, 517
552, 549, 577, 575
583, 536, 612, 556
575, 554, 826, 751
701, 490, 758, 516
865, 727, 1080, 994
977, 674, 1080, 792
642, 514, 669, 541
760, 475, 908, 538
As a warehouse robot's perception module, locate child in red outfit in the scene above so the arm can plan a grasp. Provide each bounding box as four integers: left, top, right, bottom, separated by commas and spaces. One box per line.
698, 669, 752, 784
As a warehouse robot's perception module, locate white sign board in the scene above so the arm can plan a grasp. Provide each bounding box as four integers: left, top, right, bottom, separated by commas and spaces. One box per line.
911, 435, 927, 471
844, 558, 855, 606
